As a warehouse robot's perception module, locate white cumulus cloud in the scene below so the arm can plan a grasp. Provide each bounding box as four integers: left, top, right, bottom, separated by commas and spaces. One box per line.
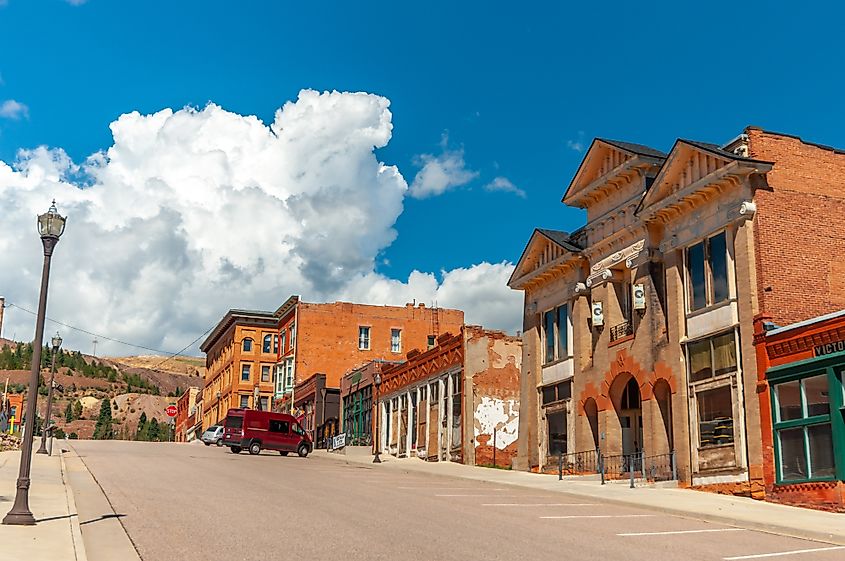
0, 99, 29, 120
484, 176, 525, 198
408, 136, 478, 199
0, 90, 520, 356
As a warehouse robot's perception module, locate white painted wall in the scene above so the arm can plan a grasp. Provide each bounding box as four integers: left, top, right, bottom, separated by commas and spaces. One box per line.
474, 396, 519, 450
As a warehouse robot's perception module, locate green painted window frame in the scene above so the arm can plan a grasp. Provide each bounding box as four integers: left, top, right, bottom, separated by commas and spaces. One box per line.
767, 350, 845, 485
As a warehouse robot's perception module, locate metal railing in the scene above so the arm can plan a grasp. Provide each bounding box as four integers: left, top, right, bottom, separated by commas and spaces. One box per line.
557, 449, 677, 488
556, 448, 600, 479
609, 320, 633, 342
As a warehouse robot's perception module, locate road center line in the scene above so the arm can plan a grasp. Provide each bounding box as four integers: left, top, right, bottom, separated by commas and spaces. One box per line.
619, 529, 746, 536
399, 487, 506, 490
482, 503, 596, 507
723, 547, 845, 560
541, 515, 656, 519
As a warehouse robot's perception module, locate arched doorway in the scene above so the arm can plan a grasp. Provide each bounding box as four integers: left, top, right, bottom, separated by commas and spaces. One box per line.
584, 398, 599, 450
653, 379, 673, 455
610, 375, 643, 458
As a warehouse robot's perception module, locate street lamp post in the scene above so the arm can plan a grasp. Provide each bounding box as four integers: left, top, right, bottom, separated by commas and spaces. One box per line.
373, 372, 382, 464
3, 201, 66, 526
36, 332, 62, 455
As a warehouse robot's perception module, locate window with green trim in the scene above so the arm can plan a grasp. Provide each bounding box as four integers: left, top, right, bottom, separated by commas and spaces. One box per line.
772, 373, 835, 482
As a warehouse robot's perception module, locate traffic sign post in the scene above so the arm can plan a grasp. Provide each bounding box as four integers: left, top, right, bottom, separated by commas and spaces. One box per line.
166, 405, 177, 417
166, 405, 177, 442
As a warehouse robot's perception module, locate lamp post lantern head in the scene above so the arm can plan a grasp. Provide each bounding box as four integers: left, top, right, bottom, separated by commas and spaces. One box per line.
38, 200, 67, 240
51, 332, 62, 352
374, 373, 382, 387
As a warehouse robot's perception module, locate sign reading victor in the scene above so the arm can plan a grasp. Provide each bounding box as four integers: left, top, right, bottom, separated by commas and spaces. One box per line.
814, 340, 845, 357
165, 405, 178, 418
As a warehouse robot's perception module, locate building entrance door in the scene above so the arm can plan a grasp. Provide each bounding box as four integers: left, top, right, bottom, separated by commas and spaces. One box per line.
617, 377, 643, 473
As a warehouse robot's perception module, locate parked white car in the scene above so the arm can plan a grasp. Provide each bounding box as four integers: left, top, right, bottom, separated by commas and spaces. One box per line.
201, 425, 224, 446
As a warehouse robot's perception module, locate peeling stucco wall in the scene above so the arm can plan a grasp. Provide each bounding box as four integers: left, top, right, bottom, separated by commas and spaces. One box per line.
464, 326, 522, 466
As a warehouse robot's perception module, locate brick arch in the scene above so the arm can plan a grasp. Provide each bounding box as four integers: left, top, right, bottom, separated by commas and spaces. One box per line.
579, 348, 647, 413
644, 360, 678, 401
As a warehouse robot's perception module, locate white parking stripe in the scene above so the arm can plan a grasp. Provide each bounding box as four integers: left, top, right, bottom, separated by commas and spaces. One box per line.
436, 494, 546, 497
723, 547, 845, 560
541, 515, 656, 519
399, 487, 506, 490
619, 529, 745, 536
483, 503, 596, 507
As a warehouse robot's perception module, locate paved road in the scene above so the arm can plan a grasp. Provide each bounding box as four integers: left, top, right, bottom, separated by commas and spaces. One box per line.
69, 441, 844, 561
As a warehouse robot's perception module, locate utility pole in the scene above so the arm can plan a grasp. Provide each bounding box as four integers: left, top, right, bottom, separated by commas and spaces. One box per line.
0, 297, 5, 340
92, 338, 98, 357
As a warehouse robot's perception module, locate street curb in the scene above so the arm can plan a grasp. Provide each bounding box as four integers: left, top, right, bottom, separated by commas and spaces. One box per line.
59, 440, 89, 561
316, 451, 845, 546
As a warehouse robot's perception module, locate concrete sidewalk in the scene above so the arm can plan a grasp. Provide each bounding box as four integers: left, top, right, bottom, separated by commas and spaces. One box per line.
316, 448, 845, 546
0, 441, 87, 561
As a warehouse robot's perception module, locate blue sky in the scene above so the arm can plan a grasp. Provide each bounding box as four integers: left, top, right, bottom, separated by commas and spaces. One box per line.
1, 0, 844, 354
3, 1, 845, 277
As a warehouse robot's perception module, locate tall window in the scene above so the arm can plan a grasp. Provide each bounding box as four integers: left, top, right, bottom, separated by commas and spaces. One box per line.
259, 396, 269, 411
242, 338, 253, 352
241, 364, 251, 382
285, 357, 294, 389
263, 334, 272, 354
686, 231, 730, 312
273, 334, 279, 355
427, 335, 436, 349
280, 330, 287, 353
543, 304, 570, 364
240, 395, 249, 408
275, 364, 285, 395
772, 373, 836, 482
358, 326, 371, 350
289, 323, 296, 349
391, 329, 402, 353
261, 365, 271, 383
687, 330, 739, 450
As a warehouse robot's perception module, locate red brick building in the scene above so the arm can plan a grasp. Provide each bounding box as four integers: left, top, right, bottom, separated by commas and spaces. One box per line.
174, 387, 200, 443
754, 311, 845, 511
374, 326, 522, 466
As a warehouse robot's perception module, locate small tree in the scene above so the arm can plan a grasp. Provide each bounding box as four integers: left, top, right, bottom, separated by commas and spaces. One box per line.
148, 418, 161, 442
73, 400, 83, 420
69, 432, 78, 440
65, 402, 73, 423
93, 398, 113, 440
136, 412, 148, 441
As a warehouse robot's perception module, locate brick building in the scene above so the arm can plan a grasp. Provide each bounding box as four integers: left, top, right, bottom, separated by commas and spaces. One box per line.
174, 387, 201, 443
753, 310, 845, 511
272, 297, 463, 441
508, 128, 845, 494
375, 326, 521, 466
201, 298, 463, 438
200, 310, 280, 429
340, 360, 398, 448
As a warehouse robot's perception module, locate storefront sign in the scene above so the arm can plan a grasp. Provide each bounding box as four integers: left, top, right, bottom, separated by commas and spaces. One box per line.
814, 340, 845, 357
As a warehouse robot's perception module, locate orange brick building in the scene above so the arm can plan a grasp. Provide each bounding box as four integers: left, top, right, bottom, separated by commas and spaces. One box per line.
200, 310, 281, 429
754, 311, 845, 511
200, 298, 463, 441
509, 128, 845, 495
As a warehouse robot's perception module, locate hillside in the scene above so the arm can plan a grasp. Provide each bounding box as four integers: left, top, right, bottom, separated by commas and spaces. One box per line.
1, 339, 205, 440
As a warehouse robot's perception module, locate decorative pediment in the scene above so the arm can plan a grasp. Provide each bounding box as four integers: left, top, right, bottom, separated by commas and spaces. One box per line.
508, 229, 582, 290
585, 239, 646, 287
638, 140, 773, 223
563, 139, 666, 209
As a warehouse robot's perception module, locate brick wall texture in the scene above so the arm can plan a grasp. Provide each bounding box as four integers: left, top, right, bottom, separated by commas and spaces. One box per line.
748, 127, 845, 326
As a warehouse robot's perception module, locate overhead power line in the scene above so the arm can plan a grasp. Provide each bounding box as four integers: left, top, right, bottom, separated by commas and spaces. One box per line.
4, 303, 210, 368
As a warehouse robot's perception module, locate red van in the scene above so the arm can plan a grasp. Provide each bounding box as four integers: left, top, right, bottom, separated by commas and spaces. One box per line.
222, 408, 312, 457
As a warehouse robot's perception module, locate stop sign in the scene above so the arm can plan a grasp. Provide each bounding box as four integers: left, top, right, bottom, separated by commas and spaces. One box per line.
165, 405, 178, 418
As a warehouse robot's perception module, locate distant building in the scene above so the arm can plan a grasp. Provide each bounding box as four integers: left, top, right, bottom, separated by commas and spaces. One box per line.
200, 298, 464, 437
374, 326, 522, 466
175, 387, 201, 442
340, 360, 398, 448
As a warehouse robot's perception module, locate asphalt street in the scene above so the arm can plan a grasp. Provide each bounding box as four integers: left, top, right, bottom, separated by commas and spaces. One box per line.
69, 441, 845, 561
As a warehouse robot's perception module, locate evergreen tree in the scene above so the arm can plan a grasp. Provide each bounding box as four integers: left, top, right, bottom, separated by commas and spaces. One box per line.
65, 402, 73, 423
72, 400, 83, 420
136, 412, 148, 441
93, 398, 113, 440
148, 418, 161, 442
